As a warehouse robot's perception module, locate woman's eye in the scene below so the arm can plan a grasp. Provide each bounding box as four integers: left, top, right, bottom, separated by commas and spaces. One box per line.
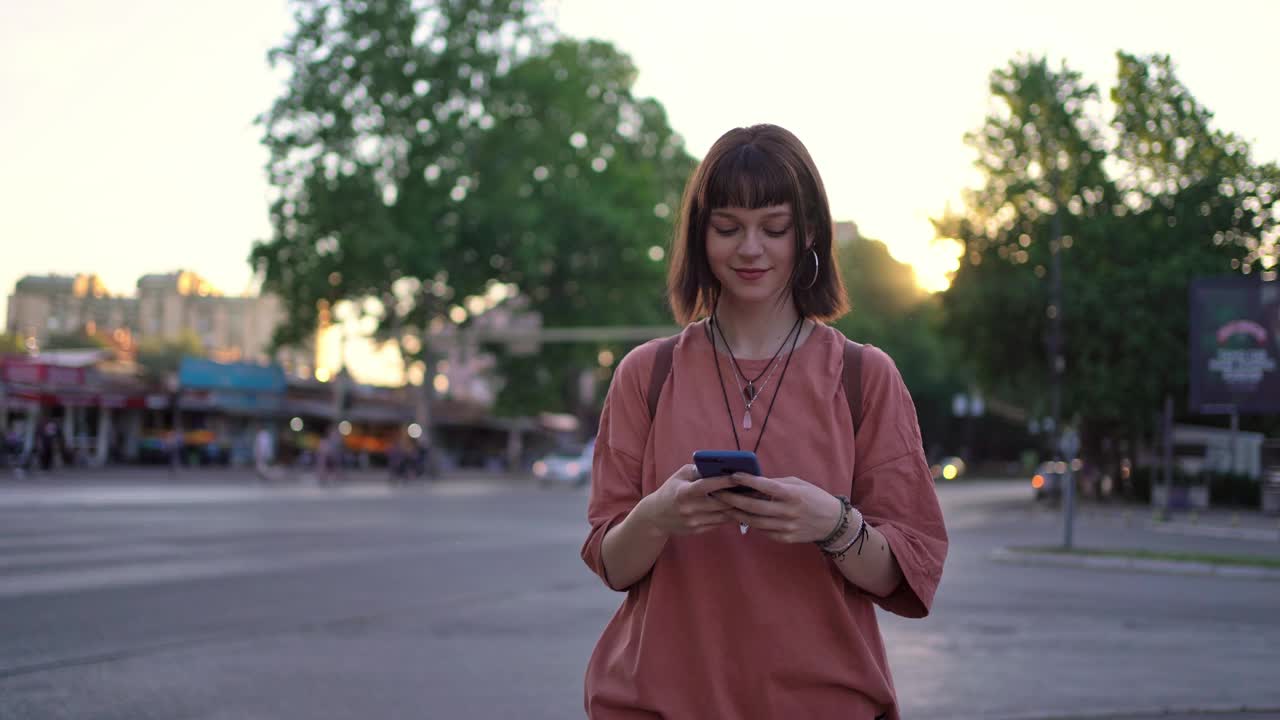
712, 226, 738, 235
764, 226, 791, 237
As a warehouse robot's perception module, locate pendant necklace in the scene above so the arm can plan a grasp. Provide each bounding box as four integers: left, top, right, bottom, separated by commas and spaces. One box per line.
706, 312, 803, 453
711, 315, 802, 430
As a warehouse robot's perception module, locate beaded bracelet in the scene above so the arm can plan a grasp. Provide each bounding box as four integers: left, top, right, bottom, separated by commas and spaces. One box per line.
815, 495, 852, 548
822, 508, 867, 561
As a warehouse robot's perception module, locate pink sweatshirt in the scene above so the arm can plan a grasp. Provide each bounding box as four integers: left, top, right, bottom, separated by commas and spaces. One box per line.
581, 321, 948, 720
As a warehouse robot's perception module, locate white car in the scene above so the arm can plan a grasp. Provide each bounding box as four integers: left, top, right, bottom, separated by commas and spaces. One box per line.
533, 438, 595, 488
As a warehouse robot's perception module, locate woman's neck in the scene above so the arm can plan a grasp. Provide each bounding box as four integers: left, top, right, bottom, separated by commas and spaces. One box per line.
711, 298, 806, 360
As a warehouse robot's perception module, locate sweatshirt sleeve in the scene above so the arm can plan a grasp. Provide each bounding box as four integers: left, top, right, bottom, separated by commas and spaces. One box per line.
580, 341, 657, 591
848, 345, 949, 618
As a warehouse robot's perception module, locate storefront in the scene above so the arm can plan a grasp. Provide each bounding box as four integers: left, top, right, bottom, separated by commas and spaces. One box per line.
173, 358, 287, 466
0, 352, 149, 467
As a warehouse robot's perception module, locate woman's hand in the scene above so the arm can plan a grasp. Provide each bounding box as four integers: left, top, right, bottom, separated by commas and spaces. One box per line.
634, 464, 737, 537
715, 473, 844, 544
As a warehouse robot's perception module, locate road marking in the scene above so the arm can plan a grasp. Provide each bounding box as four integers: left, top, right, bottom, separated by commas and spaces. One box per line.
0, 481, 517, 508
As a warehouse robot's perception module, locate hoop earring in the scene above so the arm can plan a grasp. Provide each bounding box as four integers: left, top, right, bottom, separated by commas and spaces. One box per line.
802, 247, 820, 290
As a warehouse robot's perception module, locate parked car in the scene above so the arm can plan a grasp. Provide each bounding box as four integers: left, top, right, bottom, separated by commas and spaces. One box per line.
533, 438, 596, 488
930, 456, 966, 482
1032, 461, 1068, 500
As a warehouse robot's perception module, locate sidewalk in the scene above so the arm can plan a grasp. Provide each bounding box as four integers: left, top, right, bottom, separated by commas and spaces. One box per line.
995, 496, 1280, 580
1004, 710, 1280, 720
0, 465, 541, 507
2, 464, 538, 487
1075, 501, 1280, 541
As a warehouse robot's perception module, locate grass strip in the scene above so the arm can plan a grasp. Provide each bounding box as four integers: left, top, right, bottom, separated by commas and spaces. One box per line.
1009, 545, 1280, 570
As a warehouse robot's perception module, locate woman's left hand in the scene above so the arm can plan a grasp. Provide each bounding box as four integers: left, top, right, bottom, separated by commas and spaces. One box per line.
716, 473, 844, 544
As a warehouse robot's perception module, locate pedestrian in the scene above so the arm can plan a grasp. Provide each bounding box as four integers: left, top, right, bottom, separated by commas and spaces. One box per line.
253, 425, 275, 482
165, 429, 182, 477
387, 435, 406, 483
39, 418, 60, 471
318, 426, 342, 485
7, 424, 29, 477
581, 124, 948, 720
0, 426, 12, 471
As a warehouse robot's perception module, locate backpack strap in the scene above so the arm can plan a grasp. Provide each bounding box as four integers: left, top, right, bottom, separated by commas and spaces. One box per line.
646, 335, 680, 421
843, 339, 865, 434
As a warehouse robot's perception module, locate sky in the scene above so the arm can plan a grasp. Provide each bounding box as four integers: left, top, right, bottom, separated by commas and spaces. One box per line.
3, 0, 1279, 348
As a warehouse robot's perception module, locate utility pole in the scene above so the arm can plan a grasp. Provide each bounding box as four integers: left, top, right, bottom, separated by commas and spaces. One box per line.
1048, 169, 1076, 547
417, 288, 439, 479
1160, 394, 1174, 521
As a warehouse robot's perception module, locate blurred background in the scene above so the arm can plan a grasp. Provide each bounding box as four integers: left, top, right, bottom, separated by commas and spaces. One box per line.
1, 2, 1278, 719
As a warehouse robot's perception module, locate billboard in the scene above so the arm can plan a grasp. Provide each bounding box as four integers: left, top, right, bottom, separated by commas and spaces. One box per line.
1189, 276, 1280, 414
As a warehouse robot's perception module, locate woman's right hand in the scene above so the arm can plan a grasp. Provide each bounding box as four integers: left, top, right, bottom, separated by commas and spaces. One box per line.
636, 464, 737, 536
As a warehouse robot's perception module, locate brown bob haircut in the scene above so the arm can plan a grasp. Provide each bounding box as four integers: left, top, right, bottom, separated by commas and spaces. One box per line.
667, 124, 849, 325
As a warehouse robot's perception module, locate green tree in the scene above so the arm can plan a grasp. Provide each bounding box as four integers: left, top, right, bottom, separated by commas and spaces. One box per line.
935, 56, 1114, 414
473, 38, 694, 415
833, 234, 964, 455
136, 332, 205, 385
251, 0, 693, 419
935, 52, 1279, 467
1110, 52, 1278, 277
42, 331, 113, 351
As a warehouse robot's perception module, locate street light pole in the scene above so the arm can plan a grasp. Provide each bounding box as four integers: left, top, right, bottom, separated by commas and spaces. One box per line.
1048, 182, 1064, 471
1048, 171, 1077, 548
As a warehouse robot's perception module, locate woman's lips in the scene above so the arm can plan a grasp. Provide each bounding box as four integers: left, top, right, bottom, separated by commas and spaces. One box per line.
734, 268, 768, 281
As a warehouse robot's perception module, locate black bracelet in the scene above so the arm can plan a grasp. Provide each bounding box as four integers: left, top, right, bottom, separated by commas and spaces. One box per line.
826, 513, 868, 561
815, 495, 851, 548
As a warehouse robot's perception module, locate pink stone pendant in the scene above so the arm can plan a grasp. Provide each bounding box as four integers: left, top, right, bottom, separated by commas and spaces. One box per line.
742, 411, 752, 430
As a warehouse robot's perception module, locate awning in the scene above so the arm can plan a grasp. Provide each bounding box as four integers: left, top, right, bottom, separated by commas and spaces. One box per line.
179, 358, 287, 393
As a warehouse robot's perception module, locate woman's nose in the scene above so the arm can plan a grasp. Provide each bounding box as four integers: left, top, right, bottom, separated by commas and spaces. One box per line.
738, 228, 766, 256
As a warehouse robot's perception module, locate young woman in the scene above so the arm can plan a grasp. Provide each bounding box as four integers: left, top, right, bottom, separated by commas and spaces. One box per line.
581, 124, 948, 720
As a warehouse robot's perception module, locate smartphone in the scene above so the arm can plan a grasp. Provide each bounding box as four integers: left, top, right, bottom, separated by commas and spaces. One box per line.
693, 450, 769, 498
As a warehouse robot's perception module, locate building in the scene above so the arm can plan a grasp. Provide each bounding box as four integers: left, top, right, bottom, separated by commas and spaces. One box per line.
5, 274, 137, 350
6, 270, 309, 371
135, 271, 289, 366
834, 220, 860, 246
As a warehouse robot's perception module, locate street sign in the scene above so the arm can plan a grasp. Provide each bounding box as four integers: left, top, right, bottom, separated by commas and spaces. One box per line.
1059, 429, 1079, 459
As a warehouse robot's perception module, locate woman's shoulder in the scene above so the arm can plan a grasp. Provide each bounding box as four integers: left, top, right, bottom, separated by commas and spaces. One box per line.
601, 324, 700, 421
615, 322, 704, 385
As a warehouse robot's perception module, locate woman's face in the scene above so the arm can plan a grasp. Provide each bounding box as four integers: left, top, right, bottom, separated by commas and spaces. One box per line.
705, 204, 800, 306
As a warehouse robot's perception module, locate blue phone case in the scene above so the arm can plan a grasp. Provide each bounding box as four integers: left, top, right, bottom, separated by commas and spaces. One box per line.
692, 450, 766, 496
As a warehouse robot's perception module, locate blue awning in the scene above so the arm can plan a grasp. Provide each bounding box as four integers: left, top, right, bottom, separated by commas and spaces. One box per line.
178, 358, 287, 393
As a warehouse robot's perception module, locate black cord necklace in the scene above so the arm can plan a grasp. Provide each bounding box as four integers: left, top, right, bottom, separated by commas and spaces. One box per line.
710, 314, 801, 429
707, 314, 806, 454
712, 314, 801, 404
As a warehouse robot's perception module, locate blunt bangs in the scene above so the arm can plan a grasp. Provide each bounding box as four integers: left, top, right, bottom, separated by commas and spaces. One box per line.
699, 142, 797, 212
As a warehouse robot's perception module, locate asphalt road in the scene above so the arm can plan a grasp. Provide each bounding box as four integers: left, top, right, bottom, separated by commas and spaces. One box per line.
0, 478, 1276, 720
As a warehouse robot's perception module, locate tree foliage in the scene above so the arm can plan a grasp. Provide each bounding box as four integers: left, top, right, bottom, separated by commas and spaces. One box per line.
42, 331, 113, 352
251, 0, 694, 415
833, 234, 965, 452
936, 53, 1279, 454
0, 334, 27, 355
135, 332, 205, 384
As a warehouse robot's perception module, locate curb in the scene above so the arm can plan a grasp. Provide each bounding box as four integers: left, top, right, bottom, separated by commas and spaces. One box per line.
990, 547, 1280, 581
987, 704, 1280, 720
1145, 522, 1280, 543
